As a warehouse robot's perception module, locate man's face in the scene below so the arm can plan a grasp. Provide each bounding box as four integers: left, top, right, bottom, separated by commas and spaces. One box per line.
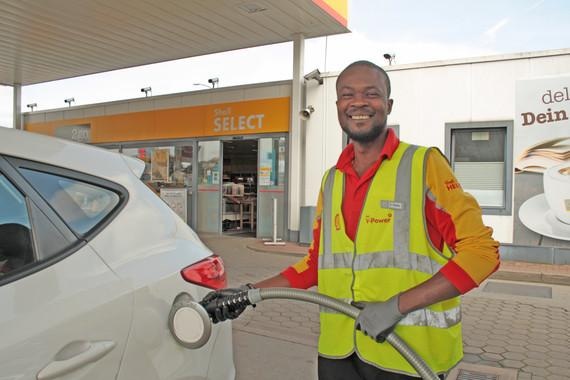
336, 65, 393, 143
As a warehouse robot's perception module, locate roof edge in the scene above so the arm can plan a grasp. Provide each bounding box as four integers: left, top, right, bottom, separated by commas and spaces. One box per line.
323, 48, 570, 77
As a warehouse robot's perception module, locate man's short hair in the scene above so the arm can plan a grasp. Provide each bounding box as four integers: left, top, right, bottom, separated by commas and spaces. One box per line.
336, 60, 391, 97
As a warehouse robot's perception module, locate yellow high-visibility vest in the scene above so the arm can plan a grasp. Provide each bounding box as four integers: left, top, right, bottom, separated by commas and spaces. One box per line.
317, 142, 462, 376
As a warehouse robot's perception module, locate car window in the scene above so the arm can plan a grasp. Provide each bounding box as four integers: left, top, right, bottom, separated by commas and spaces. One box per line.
0, 174, 34, 276
19, 169, 120, 235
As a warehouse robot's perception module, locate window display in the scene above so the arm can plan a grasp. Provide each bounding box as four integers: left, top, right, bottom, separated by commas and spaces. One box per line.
123, 145, 193, 223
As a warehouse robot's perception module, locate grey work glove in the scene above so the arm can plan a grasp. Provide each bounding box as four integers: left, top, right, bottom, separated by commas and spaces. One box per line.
201, 284, 254, 324
353, 295, 404, 343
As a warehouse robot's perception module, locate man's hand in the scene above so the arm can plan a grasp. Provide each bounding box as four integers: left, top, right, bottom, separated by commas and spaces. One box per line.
353, 295, 404, 342
201, 284, 254, 323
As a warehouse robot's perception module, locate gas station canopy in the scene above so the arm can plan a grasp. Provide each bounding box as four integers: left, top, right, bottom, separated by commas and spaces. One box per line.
0, 0, 349, 86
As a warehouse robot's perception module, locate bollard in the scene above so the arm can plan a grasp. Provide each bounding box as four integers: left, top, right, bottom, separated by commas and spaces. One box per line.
264, 197, 285, 246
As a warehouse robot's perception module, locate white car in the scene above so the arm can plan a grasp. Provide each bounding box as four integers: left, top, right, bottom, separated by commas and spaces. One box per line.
0, 128, 235, 380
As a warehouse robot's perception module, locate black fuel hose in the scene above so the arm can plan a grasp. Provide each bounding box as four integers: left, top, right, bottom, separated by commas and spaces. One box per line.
202, 287, 440, 380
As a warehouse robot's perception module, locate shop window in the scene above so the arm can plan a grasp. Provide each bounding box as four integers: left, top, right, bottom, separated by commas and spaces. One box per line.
122, 145, 194, 224
122, 146, 193, 189
197, 141, 220, 233
445, 121, 513, 216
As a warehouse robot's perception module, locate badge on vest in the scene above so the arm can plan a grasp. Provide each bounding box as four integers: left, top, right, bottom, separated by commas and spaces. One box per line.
381, 200, 406, 210
334, 213, 341, 230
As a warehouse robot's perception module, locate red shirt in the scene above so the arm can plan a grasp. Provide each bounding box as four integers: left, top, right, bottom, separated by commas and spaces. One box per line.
282, 129, 500, 293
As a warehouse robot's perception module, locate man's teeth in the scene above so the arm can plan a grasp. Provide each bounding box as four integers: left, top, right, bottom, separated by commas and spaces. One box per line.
351, 115, 371, 120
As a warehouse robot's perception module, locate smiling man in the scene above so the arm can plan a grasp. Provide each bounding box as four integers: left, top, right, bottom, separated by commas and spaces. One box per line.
205, 60, 500, 380
336, 61, 393, 148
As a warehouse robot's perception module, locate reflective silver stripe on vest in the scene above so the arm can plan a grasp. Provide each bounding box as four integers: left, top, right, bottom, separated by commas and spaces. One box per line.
399, 306, 461, 328
318, 251, 355, 270
393, 145, 418, 271
323, 166, 336, 257
321, 305, 461, 329
319, 251, 441, 275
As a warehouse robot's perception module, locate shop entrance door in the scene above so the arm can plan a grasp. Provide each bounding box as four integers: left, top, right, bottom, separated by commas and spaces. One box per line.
257, 137, 287, 239
221, 139, 258, 235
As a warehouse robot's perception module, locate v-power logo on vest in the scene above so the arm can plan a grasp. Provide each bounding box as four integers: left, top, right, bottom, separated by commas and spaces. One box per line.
365, 212, 392, 224
364, 199, 405, 224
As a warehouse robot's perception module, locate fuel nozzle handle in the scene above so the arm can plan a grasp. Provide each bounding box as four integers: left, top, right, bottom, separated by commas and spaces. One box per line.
199, 288, 257, 320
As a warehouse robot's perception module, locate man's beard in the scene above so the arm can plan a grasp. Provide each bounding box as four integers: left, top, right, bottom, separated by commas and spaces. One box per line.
341, 121, 386, 143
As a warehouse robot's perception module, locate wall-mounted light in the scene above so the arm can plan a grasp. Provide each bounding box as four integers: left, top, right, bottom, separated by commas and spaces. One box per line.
141, 86, 152, 97
304, 69, 323, 85
64, 98, 75, 107
383, 53, 396, 65
299, 105, 315, 121
26, 103, 37, 112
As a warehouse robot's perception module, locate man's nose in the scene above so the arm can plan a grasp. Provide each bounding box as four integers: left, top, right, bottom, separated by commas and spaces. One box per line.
350, 92, 368, 105
349, 97, 369, 107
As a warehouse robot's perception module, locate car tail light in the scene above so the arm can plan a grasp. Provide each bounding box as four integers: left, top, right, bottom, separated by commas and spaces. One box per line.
181, 255, 227, 289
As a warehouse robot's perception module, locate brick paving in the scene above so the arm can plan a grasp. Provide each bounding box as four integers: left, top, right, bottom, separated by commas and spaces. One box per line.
201, 234, 570, 380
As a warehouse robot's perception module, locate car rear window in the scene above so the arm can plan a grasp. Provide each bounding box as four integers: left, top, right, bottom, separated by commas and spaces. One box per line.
20, 168, 120, 235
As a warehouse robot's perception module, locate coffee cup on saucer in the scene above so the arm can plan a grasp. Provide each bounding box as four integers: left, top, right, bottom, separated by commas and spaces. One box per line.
543, 163, 570, 225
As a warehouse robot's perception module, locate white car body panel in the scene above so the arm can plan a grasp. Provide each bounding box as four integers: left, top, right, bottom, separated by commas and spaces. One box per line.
1, 128, 140, 182
115, 273, 235, 380
0, 128, 235, 379
0, 245, 132, 380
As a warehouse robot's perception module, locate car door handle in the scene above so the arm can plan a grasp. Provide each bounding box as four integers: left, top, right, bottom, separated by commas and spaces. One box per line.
37, 340, 116, 380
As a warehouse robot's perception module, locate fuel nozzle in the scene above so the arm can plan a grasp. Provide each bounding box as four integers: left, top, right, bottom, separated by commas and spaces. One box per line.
200, 290, 250, 314
199, 287, 260, 323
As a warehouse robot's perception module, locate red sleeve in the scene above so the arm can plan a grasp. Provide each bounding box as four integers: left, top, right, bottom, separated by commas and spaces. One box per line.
425, 149, 500, 294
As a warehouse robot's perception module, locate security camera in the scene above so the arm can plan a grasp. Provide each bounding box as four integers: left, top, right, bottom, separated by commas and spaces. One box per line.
304, 69, 323, 85
208, 77, 219, 87
141, 87, 152, 97
383, 53, 396, 65
299, 106, 315, 121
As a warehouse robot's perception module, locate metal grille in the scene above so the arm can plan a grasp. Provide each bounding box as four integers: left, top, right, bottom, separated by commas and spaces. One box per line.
456, 370, 499, 380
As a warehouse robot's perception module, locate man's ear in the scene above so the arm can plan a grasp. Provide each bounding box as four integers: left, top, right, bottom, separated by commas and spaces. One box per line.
387, 98, 394, 114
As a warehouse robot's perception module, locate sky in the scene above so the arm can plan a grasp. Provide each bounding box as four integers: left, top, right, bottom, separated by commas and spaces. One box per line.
1, 0, 569, 127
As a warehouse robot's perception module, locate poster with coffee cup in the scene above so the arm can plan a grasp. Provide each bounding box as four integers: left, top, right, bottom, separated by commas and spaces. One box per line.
514, 75, 570, 245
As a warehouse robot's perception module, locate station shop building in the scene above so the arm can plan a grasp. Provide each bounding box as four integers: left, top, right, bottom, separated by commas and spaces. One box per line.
24, 48, 570, 262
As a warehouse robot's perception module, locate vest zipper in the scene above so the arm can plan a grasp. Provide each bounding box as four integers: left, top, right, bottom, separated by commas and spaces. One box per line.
349, 157, 384, 302
344, 174, 356, 303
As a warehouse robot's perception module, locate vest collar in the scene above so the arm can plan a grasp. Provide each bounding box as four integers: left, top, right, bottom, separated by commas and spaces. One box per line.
336, 128, 400, 178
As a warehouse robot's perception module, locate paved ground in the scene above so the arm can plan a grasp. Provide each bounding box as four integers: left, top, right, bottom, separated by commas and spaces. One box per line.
200, 234, 570, 380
